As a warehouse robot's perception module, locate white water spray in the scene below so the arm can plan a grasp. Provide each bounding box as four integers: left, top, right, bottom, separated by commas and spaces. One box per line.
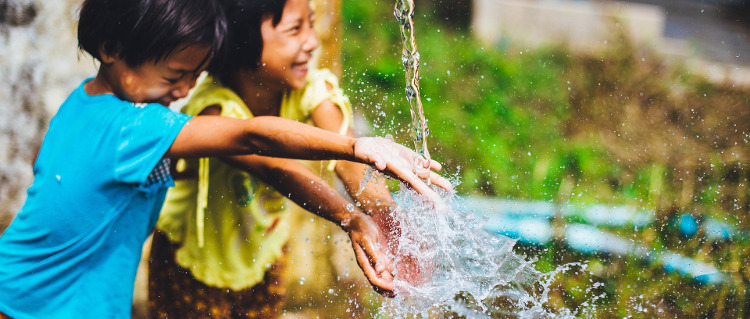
377, 184, 599, 318
385, 2, 599, 315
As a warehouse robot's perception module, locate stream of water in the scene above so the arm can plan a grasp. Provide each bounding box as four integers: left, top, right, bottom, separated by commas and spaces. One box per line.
394, 0, 430, 161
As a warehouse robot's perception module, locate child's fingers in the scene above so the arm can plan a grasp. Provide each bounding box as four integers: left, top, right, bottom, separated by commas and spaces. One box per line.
386, 163, 434, 195
427, 159, 442, 171
370, 154, 387, 171
404, 177, 442, 203
412, 158, 452, 193
385, 248, 395, 274
353, 241, 395, 293
389, 162, 439, 198
428, 172, 453, 192
413, 167, 452, 192
359, 236, 386, 274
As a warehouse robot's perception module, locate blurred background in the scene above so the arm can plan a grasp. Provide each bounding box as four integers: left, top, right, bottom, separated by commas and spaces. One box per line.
3, 0, 750, 317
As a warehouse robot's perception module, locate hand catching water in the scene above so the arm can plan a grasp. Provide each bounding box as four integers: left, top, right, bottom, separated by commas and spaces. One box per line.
353, 136, 451, 203
343, 211, 397, 297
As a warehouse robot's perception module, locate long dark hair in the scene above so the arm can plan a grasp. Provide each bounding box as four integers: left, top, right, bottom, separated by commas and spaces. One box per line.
209, 0, 287, 83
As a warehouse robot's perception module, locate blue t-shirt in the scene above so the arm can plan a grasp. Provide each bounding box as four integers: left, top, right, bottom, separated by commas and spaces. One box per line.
0, 79, 191, 319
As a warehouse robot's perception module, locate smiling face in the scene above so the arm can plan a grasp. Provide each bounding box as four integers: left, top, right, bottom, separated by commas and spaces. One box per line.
256, 0, 319, 91
94, 44, 211, 106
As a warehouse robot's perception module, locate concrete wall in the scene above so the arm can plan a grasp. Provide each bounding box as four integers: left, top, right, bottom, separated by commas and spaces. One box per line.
472, 0, 665, 52
0, 0, 95, 231
472, 0, 750, 87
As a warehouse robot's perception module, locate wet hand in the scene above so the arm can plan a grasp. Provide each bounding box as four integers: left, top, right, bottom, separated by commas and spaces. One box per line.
353, 136, 452, 203
343, 212, 396, 297
371, 209, 433, 290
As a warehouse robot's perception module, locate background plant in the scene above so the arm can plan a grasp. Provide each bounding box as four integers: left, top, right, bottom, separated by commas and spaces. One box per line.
341, 1, 750, 317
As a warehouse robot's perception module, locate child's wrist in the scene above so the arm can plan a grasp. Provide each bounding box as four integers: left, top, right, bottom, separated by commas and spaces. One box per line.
349, 137, 359, 162
368, 201, 397, 217
338, 209, 364, 231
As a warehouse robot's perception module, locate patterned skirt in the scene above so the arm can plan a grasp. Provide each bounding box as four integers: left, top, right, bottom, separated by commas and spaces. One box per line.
148, 231, 287, 319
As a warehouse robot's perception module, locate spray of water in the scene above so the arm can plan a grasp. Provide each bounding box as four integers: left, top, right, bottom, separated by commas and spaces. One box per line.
375, 184, 602, 318
385, 1, 603, 316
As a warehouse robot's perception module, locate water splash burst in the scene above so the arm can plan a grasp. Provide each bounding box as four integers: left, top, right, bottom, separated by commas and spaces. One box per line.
387, 1, 599, 317
379, 185, 596, 318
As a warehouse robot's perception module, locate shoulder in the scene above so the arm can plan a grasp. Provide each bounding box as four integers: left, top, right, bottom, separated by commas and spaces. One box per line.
61, 82, 182, 126
121, 103, 184, 136
298, 68, 347, 107
305, 68, 340, 91
183, 75, 245, 117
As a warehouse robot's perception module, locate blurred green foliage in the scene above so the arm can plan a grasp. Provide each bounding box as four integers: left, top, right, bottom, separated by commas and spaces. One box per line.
341, 1, 750, 317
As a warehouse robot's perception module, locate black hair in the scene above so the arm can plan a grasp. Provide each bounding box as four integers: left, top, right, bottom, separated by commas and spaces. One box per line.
210, 0, 287, 82
78, 0, 227, 68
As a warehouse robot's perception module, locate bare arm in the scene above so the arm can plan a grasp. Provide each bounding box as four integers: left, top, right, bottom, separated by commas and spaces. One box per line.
167, 113, 449, 200
167, 115, 357, 161
230, 154, 355, 227
180, 106, 396, 293
223, 154, 395, 294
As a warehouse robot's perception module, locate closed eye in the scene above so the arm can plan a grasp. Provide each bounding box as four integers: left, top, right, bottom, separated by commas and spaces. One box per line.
288, 24, 302, 34
164, 77, 180, 85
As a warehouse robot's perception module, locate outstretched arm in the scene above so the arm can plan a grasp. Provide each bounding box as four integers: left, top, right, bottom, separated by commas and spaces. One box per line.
166, 115, 447, 201
223, 154, 396, 295
167, 115, 356, 160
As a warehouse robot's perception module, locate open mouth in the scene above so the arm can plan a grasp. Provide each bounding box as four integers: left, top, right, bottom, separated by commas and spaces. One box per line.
291, 61, 308, 75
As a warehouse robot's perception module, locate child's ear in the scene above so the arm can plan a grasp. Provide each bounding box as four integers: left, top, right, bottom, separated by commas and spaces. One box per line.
98, 45, 117, 64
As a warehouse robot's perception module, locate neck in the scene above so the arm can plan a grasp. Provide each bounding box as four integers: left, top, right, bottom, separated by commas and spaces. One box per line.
85, 67, 115, 96
227, 70, 283, 117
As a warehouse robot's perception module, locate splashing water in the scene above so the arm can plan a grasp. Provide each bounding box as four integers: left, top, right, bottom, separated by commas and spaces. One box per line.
394, 0, 430, 161
378, 186, 599, 318
385, 1, 601, 317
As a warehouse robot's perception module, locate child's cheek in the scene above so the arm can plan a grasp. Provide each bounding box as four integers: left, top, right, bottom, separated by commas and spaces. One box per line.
143, 85, 171, 100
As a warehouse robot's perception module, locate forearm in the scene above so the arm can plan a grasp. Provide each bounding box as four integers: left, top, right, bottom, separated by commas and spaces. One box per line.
242, 116, 359, 161
336, 160, 397, 217
226, 155, 358, 227
168, 116, 357, 161
224, 155, 395, 293
270, 164, 356, 227
171, 113, 448, 201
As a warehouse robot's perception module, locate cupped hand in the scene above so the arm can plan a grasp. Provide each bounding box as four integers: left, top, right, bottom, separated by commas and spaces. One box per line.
371, 209, 433, 290
344, 212, 396, 297
353, 137, 452, 202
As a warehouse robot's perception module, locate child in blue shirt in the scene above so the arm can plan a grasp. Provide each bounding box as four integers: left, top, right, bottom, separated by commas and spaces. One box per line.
0, 0, 447, 318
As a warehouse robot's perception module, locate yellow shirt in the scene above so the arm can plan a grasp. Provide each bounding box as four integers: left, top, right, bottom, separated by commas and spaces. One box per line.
156, 69, 352, 290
